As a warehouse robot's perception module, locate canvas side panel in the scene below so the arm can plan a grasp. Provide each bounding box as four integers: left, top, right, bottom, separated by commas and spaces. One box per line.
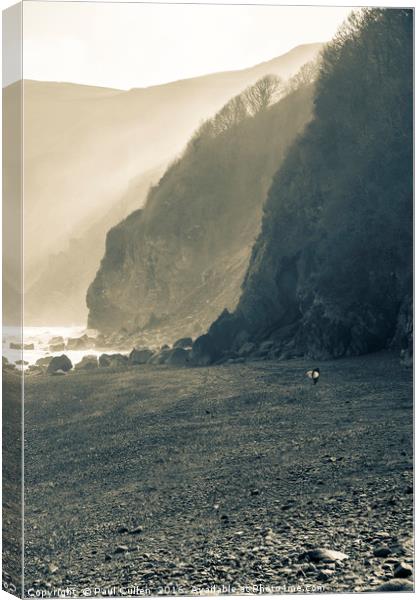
2, 2, 23, 598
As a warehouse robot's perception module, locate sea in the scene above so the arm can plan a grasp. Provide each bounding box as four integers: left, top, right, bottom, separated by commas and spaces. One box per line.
2, 325, 125, 369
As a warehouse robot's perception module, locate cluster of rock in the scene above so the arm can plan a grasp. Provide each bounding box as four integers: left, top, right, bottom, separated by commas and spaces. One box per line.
25, 336, 198, 376
3, 356, 18, 372
47, 334, 97, 353
9, 342, 35, 350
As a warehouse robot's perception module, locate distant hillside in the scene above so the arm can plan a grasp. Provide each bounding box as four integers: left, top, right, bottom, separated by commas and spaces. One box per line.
201, 9, 413, 362
87, 74, 316, 337
16, 42, 322, 325
24, 167, 163, 326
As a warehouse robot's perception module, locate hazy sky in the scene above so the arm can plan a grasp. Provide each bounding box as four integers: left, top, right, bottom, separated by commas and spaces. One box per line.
21, 1, 353, 89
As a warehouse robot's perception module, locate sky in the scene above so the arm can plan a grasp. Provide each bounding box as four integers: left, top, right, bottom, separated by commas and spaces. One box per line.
20, 1, 353, 90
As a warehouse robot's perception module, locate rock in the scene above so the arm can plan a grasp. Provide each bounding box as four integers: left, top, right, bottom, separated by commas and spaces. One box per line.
66, 336, 86, 350
300, 548, 349, 563
9, 342, 34, 350
49, 336, 64, 346
66, 335, 95, 350
129, 348, 154, 365
49, 343, 65, 352
99, 354, 112, 367
2, 357, 17, 371
237, 342, 256, 357
75, 355, 98, 370
99, 353, 129, 368
373, 545, 392, 558
105, 554, 112, 562
393, 562, 412, 578
36, 356, 53, 367
375, 579, 413, 592
109, 354, 129, 368
148, 348, 171, 365
15, 360, 29, 366
129, 525, 144, 535
114, 545, 128, 554
166, 347, 190, 366
48, 564, 59, 574
27, 366, 44, 376
47, 355, 72, 375
51, 369, 67, 376
317, 569, 335, 581
93, 333, 107, 347
191, 334, 219, 366
173, 337, 193, 349
117, 526, 129, 534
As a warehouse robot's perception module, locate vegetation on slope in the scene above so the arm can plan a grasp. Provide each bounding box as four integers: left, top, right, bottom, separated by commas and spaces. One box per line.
87, 72, 317, 336
204, 9, 413, 361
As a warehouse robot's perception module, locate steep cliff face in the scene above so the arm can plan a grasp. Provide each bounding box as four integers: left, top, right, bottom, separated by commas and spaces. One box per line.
202, 9, 413, 361
87, 82, 315, 336
21, 42, 322, 326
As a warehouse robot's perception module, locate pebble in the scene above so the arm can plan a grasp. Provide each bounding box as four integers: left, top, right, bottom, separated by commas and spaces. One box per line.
129, 525, 144, 534
300, 548, 349, 563
373, 545, 391, 557
47, 564, 59, 574
393, 561, 412, 578
114, 545, 129, 554
375, 579, 413, 592
117, 526, 129, 534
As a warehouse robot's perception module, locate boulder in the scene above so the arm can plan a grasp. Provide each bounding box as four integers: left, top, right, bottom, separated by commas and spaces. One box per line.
207, 309, 247, 354
75, 355, 99, 370
393, 562, 412, 578
15, 360, 29, 366
3, 357, 16, 371
148, 348, 171, 365
373, 545, 392, 558
110, 354, 129, 367
129, 348, 154, 365
36, 356, 53, 368
99, 353, 129, 368
51, 369, 67, 376
173, 337, 193, 349
94, 334, 108, 349
47, 354, 73, 375
27, 365, 44, 376
9, 342, 34, 350
49, 343, 65, 352
49, 336, 64, 345
99, 354, 112, 367
166, 347, 190, 366
66, 335, 95, 350
375, 579, 413, 592
191, 334, 219, 366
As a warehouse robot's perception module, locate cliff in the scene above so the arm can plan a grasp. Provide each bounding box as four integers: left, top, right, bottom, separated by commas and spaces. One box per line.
198, 9, 413, 362
87, 80, 315, 337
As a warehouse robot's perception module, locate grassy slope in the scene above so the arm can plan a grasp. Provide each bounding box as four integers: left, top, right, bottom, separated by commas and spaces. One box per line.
24, 353, 412, 594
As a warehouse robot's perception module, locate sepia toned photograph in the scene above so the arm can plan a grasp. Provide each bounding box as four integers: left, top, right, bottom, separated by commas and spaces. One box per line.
2, 0, 413, 596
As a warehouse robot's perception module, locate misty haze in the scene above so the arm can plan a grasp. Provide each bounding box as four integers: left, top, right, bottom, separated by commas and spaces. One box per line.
2, 3, 413, 597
